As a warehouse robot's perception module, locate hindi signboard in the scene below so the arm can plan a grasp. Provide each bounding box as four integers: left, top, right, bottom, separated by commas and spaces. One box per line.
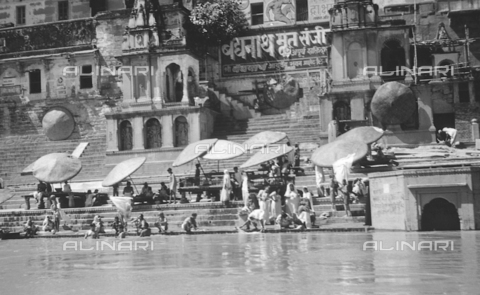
0, 85, 21, 96
308, 0, 334, 23
221, 25, 330, 77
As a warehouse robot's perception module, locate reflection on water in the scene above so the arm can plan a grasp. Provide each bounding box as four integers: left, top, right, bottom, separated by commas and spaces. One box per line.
1, 231, 480, 294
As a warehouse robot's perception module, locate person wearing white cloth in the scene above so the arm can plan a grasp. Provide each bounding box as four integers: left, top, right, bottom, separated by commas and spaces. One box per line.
241, 171, 250, 207
238, 209, 266, 232
221, 169, 232, 203
258, 186, 272, 224
284, 183, 299, 215
438, 127, 458, 147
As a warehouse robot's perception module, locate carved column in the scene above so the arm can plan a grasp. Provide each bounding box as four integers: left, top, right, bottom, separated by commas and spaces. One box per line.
106, 118, 119, 152
162, 115, 174, 148
181, 65, 190, 105
132, 117, 144, 150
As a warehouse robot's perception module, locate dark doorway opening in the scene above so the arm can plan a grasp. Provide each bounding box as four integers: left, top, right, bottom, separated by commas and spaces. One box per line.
421, 198, 460, 231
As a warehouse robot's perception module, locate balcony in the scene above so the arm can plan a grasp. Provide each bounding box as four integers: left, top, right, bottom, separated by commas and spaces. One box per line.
0, 18, 95, 59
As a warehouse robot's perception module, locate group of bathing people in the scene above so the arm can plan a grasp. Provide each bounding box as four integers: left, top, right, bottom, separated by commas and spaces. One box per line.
238, 183, 317, 232
83, 211, 198, 239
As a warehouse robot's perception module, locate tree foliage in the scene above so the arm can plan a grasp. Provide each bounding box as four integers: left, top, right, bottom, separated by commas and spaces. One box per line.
189, 0, 249, 45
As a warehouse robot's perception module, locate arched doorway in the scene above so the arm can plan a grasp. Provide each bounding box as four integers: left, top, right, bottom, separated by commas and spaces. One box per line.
381, 39, 406, 81
347, 42, 363, 79
145, 118, 162, 149
333, 100, 351, 121
165, 63, 183, 102
174, 116, 189, 147
119, 120, 133, 151
421, 198, 460, 231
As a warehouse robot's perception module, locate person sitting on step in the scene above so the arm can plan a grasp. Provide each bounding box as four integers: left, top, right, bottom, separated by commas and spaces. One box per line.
275, 212, 293, 229
112, 216, 126, 238
42, 215, 55, 233
24, 217, 38, 237
182, 213, 198, 234
154, 212, 168, 233
134, 214, 151, 237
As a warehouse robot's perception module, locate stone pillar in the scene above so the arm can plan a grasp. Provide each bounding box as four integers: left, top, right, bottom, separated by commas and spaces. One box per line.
132, 117, 144, 150
106, 119, 119, 152
162, 115, 174, 147
469, 80, 476, 104
453, 82, 460, 103
189, 114, 201, 143
181, 65, 190, 105
472, 119, 479, 141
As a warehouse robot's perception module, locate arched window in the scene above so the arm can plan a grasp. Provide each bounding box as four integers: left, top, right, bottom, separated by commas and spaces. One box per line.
347, 42, 363, 79
145, 118, 162, 149
165, 63, 183, 102
119, 120, 133, 151
174, 116, 189, 147
381, 39, 406, 81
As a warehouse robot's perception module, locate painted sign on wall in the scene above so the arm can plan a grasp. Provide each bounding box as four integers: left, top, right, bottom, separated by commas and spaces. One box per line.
308, 0, 334, 23
221, 25, 330, 77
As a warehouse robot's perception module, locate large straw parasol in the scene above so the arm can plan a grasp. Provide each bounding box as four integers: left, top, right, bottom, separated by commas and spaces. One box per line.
310, 140, 369, 167
102, 157, 146, 187
335, 126, 385, 144
171, 138, 218, 167
242, 131, 287, 152
31, 153, 82, 183
240, 145, 294, 169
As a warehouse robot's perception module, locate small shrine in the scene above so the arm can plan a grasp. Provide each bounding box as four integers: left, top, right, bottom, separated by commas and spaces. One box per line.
104, 0, 217, 175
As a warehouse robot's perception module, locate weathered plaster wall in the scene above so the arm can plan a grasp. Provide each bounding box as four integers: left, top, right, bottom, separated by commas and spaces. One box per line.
95, 11, 129, 99
369, 173, 407, 230
369, 167, 480, 231
0, 0, 125, 25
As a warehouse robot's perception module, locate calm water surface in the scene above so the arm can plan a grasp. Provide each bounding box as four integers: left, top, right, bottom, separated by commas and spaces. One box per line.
0, 231, 479, 295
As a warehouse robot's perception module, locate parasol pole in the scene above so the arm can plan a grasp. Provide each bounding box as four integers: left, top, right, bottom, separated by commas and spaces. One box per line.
129, 176, 139, 194
196, 158, 209, 182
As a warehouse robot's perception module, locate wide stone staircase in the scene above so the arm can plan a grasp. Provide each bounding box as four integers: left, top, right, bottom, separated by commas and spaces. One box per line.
0, 134, 107, 187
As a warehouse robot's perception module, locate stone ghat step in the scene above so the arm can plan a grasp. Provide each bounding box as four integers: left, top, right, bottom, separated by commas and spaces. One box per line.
1, 220, 239, 233
0, 215, 240, 229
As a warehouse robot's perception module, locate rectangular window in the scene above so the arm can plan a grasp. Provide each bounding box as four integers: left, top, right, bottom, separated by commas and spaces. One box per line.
459, 82, 470, 103
29, 70, 41, 94
16, 6, 26, 25
384, 5, 413, 15
80, 65, 93, 89
251, 3, 264, 25
58, 1, 69, 21
296, 0, 308, 21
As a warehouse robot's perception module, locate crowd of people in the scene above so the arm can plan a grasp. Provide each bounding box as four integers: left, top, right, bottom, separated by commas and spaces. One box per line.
29, 181, 103, 210
237, 182, 317, 232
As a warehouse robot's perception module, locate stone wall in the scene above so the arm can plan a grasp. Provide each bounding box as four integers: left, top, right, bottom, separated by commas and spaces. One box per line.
454, 103, 480, 142
369, 167, 480, 231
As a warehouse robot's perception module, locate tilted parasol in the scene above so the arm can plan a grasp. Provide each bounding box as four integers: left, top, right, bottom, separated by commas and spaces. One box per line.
102, 157, 146, 187
310, 140, 369, 168
242, 131, 287, 152
335, 126, 385, 144
31, 153, 82, 183
240, 145, 294, 169
171, 139, 218, 167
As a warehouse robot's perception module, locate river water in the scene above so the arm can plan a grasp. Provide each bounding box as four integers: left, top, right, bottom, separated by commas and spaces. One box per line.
0, 231, 479, 295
